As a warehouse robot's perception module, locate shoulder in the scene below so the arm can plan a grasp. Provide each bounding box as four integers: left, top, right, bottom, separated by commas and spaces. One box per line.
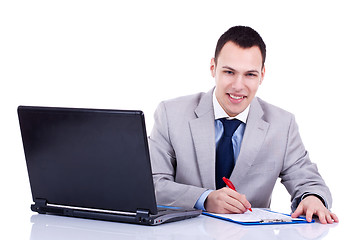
152, 91, 211, 135
156, 91, 210, 117
161, 92, 206, 108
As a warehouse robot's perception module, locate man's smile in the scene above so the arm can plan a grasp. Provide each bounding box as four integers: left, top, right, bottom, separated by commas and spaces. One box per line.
229, 93, 245, 100
228, 93, 247, 104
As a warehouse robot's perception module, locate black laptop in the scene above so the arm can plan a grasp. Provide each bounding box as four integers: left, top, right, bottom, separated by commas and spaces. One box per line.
18, 106, 201, 225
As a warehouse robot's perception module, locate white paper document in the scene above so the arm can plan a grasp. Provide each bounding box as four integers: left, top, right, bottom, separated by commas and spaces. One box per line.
209, 208, 301, 223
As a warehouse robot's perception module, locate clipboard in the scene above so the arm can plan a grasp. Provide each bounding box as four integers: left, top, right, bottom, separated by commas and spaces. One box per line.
202, 208, 314, 225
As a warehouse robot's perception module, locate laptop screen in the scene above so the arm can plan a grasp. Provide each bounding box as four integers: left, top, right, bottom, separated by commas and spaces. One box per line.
18, 106, 157, 215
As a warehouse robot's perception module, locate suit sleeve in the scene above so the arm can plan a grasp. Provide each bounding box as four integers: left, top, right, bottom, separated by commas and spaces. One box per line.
279, 115, 333, 212
148, 102, 207, 208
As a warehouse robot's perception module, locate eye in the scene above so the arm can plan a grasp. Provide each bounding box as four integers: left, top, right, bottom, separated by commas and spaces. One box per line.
246, 73, 258, 77
224, 70, 234, 75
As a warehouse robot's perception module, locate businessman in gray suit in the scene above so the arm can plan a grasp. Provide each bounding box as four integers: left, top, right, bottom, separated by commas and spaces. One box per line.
149, 26, 338, 224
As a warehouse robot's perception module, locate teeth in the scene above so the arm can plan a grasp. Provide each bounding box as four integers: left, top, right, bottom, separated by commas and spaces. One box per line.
229, 94, 244, 100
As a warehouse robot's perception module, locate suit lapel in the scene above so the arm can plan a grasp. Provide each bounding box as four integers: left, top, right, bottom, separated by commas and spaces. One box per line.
231, 97, 269, 181
189, 89, 216, 189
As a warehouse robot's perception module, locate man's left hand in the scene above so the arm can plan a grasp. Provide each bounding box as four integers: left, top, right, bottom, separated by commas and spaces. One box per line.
291, 195, 339, 224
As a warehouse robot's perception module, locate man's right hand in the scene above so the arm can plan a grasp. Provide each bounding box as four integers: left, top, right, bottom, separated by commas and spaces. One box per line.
204, 187, 251, 213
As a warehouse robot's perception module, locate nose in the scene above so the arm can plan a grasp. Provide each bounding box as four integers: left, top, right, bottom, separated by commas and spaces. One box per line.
231, 76, 246, 90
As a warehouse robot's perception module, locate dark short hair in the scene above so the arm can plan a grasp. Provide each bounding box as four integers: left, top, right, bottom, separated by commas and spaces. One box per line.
214, 26, 266, 68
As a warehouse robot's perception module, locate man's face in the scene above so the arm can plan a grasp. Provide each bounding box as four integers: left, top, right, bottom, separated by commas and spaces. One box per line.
211, 41, 265, 117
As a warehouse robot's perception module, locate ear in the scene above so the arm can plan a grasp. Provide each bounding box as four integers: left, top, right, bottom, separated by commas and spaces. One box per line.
210, 58, 216, 77
259, 65, 265, 85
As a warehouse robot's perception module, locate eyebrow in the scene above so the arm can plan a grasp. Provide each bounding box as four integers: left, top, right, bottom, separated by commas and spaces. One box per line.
222, 65, 260, 74
222, 66, 237, 72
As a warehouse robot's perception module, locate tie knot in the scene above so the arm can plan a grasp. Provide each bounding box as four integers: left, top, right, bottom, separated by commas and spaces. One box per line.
220, 118, 241, 137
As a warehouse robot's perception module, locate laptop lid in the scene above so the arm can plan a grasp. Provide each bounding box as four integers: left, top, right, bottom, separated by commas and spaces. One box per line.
18, 106, 158, 216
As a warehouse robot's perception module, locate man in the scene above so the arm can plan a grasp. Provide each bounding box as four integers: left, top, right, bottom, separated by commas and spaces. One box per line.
148, 26, 338, 224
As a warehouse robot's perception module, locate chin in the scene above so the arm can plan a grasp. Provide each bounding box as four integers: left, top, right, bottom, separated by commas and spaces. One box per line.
227, 104, 248, 116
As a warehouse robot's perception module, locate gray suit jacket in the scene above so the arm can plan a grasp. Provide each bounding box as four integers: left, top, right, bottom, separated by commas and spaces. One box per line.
149, 88, 332, 211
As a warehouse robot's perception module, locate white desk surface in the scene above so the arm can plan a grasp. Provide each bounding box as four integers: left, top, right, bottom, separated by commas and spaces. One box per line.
3, 210, 352, 240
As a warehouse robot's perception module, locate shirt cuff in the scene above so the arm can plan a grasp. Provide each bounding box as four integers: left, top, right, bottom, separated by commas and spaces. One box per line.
194, 189, 213, 211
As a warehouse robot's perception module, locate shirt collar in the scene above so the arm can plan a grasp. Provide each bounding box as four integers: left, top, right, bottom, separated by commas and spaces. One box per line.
212, 88, 250, 123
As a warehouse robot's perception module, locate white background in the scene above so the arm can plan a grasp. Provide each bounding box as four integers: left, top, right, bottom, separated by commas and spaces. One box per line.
1, 0, 359, 238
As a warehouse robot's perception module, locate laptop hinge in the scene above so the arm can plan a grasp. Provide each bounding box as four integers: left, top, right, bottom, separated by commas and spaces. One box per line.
31, 198, 48, 214
135, 209, 151, 224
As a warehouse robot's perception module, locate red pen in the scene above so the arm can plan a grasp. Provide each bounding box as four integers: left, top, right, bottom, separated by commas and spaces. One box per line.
222, 177, 252, 212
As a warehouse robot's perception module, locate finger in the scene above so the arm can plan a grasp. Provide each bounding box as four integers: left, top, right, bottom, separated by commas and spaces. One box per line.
291, 204, 304, 218
325, 213, 334, 224
327, 212, 339, 223
317, 211, 326, 224
224, 201, 247, 213
331, 213, 339, 223
236, 194, 251, 210
306, 208, 314, 222
224, 195, 247, 213
225, 189, 251, 211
